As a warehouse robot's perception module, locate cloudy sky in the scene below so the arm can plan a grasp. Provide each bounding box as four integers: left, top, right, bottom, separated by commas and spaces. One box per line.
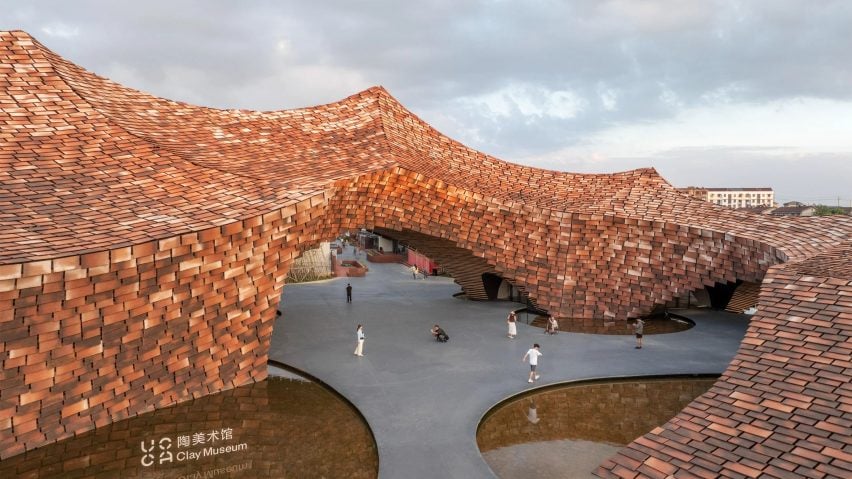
4, 0, 851, 204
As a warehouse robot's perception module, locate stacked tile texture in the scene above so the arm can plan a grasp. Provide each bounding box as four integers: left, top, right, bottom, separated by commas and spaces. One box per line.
1, 30, 851, 464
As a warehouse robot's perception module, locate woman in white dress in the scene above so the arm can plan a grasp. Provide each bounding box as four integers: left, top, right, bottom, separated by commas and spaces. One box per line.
507, 312, 518, 339
354, 324, 365, 356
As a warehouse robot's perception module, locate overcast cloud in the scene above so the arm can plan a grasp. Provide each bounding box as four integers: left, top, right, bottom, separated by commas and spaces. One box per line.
3, 0, 851, 204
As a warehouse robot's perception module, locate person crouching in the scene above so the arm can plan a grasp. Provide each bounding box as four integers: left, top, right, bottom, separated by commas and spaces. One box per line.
431, 324, 449, 342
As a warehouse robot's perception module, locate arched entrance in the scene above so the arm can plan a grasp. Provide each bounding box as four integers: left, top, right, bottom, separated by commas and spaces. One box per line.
371, 227, 525, 302
481, 272, 520, 301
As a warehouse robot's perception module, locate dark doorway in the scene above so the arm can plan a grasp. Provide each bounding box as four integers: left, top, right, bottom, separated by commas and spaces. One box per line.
482, 273, 516, 300
482, 273, 502, 300
705, 280, 742, 310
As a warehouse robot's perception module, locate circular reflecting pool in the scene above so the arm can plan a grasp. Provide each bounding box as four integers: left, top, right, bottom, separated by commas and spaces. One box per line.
477, 376, 715, 478
0, 368, 378, 478
530, 313, 694, 335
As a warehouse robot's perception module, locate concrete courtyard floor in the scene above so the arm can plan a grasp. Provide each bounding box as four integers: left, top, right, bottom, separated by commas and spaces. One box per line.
270, 254, 750, 479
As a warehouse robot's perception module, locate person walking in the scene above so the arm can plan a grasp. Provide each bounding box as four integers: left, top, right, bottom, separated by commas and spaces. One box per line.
354, 324, 365, 356
411, 265, 418, 279
633, 318, 644, 349
522, 343, 542, 383
346, 283, 352, 303
507, 311, 518, 339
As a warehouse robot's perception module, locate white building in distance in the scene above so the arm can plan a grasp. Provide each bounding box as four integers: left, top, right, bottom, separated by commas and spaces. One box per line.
678, 187, 775, 209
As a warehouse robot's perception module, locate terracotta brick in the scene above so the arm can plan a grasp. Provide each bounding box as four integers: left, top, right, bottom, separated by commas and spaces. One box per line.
110, 247, 132, 263
51, 256, 80, 273
22, 260, 52, 276
132, 242, 156, 257
0, 264, 22, 281
80, 251, 109, 268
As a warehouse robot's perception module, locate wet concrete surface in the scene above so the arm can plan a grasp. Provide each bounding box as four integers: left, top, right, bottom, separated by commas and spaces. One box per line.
270, 252, 750, 478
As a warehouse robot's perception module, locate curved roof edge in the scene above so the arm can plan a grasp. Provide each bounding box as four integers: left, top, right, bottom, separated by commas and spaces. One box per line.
1, 30, 850, 266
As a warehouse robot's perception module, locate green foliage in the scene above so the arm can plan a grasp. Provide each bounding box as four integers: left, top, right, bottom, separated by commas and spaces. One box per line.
814, 205, 849, 216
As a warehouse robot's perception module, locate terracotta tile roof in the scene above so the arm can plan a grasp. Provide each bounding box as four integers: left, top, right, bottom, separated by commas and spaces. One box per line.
4, 30, 848, 267
739, 207, 775, 214
0, 31, 312, 262
770, 206, 816, 216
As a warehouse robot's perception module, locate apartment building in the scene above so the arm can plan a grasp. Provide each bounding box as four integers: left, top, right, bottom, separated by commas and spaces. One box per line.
678, 187, 775, 209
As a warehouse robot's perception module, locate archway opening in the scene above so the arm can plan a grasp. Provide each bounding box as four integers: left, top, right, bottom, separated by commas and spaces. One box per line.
368, 227, 527, 303
482, 272, 522, 301
705, 280, 742, 310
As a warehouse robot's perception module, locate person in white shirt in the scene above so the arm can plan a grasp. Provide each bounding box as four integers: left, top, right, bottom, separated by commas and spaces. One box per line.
354, 324, 365, 356
522, 343, 542, 383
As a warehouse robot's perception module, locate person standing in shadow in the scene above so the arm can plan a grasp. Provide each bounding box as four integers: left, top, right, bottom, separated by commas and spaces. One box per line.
633, 318, 644, 349
346, 283, 352, 303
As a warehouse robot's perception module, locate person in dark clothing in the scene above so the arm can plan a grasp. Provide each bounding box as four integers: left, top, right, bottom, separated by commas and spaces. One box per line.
430, 324, 449, 342
346, 283, 352, 303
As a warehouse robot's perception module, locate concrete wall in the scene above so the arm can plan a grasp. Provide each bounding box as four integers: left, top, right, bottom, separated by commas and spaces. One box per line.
377, 236, 394, 253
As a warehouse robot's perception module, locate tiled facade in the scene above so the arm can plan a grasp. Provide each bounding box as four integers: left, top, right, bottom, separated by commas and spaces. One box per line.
0, 193, 333, 458
1, 30, 851, 472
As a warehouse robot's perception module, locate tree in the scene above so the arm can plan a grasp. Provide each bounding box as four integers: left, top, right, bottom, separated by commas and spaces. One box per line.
814, 205, 849, 216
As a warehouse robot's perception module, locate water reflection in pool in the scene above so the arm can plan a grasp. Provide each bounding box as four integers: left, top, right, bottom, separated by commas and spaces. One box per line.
0, 369, 378, 478
477, 376, 716, 479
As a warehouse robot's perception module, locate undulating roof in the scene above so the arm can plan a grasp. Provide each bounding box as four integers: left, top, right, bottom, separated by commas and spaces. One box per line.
4, 30, 847, 265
